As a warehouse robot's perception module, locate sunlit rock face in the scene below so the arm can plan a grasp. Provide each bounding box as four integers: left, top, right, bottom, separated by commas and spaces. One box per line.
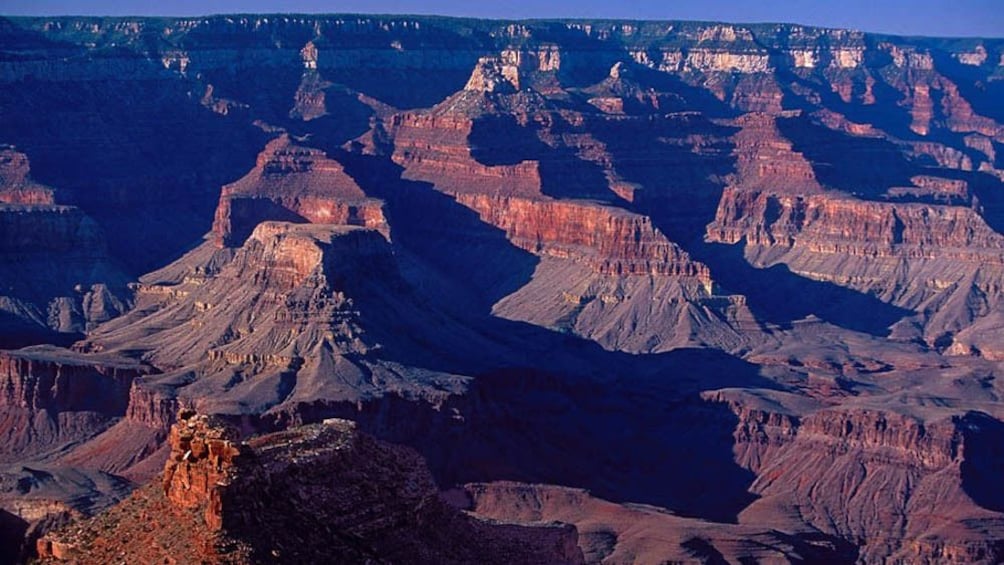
36, 411, 584, 564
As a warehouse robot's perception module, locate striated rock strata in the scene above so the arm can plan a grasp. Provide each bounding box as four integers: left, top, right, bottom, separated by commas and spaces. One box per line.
0, 346, 154, 462
37, 410, 584, 564
705, 389, 1004, 563
212, 135, 387, 247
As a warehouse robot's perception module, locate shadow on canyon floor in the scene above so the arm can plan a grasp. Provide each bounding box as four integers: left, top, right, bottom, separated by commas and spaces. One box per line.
263, 346, 772, 525
681, 240, 912, 336
0, 312, 82, 350
338, 151, 541, 310
0, 72, 268, 274
259, 151, 776, 523
959, 411, 1004, 513
475, 100, 917, 337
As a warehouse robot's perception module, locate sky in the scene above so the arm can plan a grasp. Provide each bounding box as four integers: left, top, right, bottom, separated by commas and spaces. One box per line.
1, 0, 1002, 38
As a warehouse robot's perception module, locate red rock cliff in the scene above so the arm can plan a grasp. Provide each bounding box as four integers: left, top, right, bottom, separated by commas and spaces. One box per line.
0, 347, 153, 460
39, 410, 584, 564
212, 135, 387, 247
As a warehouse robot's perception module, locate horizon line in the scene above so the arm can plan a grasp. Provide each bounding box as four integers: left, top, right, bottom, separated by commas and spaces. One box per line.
2, 12, 1002, 40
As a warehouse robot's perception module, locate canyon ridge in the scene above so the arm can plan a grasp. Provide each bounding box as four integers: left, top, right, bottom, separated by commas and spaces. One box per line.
1, 13, 1004, 564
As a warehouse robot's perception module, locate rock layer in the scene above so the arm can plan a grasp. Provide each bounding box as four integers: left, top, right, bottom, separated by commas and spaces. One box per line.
706, 390, 1004, 563
2, 14, 1004, 565
212, 135, 387, 247
0, 346, 153, 462
38, 411, 584, 564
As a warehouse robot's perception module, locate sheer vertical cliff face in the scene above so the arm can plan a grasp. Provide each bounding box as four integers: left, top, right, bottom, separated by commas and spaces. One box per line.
454, 193, 709, 278
160, 412, 246, 531
387, 111, 545, 197
38, 411, 585, 564
0, 347, 153, 462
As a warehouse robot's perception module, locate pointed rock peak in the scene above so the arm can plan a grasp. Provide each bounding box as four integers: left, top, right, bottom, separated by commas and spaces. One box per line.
609, 61, 634, 80
0, 145, 57, 205
301, 40, 318, 69
464, 56, 518, 93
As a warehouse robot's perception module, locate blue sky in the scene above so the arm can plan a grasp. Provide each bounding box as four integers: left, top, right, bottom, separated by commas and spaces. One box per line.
2, 0, 1002, 38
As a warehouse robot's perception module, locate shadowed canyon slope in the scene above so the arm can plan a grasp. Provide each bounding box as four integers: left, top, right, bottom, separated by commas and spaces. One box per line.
1, 14, 1004, 564
35, 411, 584, 564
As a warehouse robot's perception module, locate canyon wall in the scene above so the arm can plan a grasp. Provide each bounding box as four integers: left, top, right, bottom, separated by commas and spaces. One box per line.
2, 14, 1004, 565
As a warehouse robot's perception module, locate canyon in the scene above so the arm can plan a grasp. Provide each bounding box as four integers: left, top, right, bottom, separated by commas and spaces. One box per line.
0, 13, 1003, 564
35, 410, 584, 564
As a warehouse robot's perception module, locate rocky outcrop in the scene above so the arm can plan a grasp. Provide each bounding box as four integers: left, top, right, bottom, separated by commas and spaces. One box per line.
387, 111, 545, 196
710, 190, 1004, 255
212, 135, 387, 247
465, 56, 520, 93
122, 378, 180, 430
727, 113, 822, 194
700, 389, 804, 472
38, 411, 584, 564
0, 146, 56, 205
456, 193, 709, 278
796, 408, 969, 468
161, 410, 245, 530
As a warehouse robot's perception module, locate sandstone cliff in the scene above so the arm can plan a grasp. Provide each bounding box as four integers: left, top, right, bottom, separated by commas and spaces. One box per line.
212, 135, 387, 247
37, 410, 584, 564
0, 346, 153, 462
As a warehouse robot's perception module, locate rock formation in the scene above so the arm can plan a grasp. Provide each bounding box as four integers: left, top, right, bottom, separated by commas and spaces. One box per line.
0, 146, 56, 205
1, 14, 1004, 565
0, 346, 154, 462
212, 135, 387, 247
36, 410, 584, 564
0, 145, 134, 342
706, 389, 1004, 563
80, 221, 478, 419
